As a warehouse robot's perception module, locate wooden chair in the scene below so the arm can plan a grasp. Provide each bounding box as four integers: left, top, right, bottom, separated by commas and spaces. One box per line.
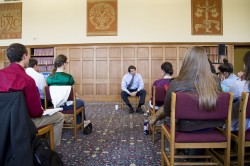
44, 86, 84, 141
149, 85, 167, 143
121, 95, 139, 110
161, 92, 233, 166
211, 92, 250, 166
231, 92, 250, 165
37, 125, 55, 150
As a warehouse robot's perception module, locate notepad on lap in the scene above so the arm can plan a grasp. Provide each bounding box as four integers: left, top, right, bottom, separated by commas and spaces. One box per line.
43, 108, 63, 116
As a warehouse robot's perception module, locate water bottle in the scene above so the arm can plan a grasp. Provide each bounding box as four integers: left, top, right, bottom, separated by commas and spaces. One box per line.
144, 119, 149, 135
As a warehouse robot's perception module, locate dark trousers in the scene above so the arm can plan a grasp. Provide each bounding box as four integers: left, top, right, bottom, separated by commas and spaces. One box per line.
121, 89, 146, 107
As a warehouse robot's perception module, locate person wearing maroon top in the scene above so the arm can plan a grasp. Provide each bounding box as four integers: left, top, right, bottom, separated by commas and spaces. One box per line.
149, 62, 173, 109
0, 43, 64, 147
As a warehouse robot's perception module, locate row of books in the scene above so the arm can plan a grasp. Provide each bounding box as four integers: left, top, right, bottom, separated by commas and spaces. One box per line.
208, 54, 226, 63
33, 48, 54, 56
35, 57, 54, 65
38, 65, 54, 72
205, 47, 219, 55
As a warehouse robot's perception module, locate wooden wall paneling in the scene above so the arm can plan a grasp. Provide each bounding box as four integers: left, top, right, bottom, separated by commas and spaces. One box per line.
0, 49, 3, 69
138, 59, 150, 97
83, 84, 94, 96
3, 49, 9, 68
96, 47, 107, 58
165, 47, 177, 59
109, 59, 121, 79
165, 47, 178, 77
178, 46, 190, 74
151, 46, 164, 79
54, 47, 69, 72
123, 47, 135, 58
123, 47, 136, 75
151, 59, 164, 80
137, 47, 149, 58
227, 44, 234, 65
53, 43, 237, 102
69, 48, 82, 94
109, 59, 121, 97
109, 47, 122, 97
109, 47, 121, 58
96, 60, 107, 79
151, 47, 164, 58
96, 84, 107, 95
109, 83, 121, 96
150, 46, 164, 98
96, 47, 108, 95
82, 48, 95, 96
55, 47, 68, 56
136, 45, 150, 99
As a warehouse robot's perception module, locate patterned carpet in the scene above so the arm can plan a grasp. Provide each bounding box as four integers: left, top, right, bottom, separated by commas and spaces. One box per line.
56, 102, 162, 166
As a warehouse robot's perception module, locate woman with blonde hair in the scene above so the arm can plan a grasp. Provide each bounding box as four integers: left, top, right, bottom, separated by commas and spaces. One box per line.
149, 46, 222, 132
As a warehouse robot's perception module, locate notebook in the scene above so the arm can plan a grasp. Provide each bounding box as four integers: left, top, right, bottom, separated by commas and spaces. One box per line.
43, 108, 63, 116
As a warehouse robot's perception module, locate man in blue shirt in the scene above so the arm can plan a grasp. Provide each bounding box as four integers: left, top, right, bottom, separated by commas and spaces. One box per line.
121, 65, 146, 114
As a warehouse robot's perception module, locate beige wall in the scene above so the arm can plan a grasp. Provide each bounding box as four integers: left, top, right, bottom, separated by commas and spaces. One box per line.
0, 0, 250, 46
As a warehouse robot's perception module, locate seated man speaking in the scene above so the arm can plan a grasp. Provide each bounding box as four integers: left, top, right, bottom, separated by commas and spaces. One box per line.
121, 65, 146, 114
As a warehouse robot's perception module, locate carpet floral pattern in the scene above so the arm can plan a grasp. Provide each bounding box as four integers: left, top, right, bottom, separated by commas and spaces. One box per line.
56, 102, 162, 166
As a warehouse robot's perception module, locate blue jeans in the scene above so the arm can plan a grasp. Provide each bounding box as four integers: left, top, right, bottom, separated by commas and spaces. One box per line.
61, 99, 86, 123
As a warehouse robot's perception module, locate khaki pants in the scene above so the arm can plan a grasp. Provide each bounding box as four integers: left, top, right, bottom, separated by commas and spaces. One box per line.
32, 112, 64, 147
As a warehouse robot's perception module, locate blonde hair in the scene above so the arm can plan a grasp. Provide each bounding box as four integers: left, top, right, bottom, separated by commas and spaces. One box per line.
176, 46, 219, 111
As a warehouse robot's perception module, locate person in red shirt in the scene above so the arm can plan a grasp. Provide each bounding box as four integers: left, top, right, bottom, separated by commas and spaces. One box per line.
0, 43, 64, 147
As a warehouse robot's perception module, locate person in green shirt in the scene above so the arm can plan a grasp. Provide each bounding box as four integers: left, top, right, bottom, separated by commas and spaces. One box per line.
47, 54, 86, 122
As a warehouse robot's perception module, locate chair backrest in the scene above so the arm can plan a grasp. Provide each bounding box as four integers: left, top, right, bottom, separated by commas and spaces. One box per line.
44, 86, 74, 109
154, 85, 167, 103
173, 92, 232, 120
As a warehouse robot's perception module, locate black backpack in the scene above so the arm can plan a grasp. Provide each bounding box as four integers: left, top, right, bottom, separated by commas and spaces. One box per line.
33, 136, 64, 166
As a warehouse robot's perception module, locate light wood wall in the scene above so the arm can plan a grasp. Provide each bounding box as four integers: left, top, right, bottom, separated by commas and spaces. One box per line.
54, 44, 234, 102
0, 43, 235, 102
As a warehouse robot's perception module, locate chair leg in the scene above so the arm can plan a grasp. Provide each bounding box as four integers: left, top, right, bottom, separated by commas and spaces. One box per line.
238, 141, 244, 166
49, 125, 55, 150
152, 126, 155, 143
161, 128, 165, 166
121, 97, 124, 111
81, 107, 85, 130
74, 114, 77, 141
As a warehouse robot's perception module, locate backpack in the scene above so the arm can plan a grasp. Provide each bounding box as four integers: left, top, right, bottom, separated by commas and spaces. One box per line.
83, 121, 92, 134
33, 136, 64, 166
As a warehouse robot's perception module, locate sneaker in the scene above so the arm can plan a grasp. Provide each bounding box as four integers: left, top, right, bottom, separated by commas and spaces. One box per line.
129, 107, 134, 114
136, 107, 144, 114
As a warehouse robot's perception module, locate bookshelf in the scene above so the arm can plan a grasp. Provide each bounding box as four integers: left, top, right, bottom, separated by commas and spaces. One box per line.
204, 45, 227, 73
31, 47, 54, 72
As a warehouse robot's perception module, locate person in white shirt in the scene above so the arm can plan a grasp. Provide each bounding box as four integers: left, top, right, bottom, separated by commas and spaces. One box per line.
26, 58, 47, 106
229, 51, 250, 131
121, 65, 146, 114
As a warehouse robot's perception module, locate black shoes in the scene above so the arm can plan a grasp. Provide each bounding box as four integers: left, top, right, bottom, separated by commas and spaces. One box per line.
128, 107, 144, 114
136, 107, 144, 114
129, 107, 134, 114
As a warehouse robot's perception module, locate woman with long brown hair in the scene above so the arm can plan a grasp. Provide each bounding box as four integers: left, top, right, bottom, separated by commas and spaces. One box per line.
47, 54, 86, 122
149, 46, 222, 132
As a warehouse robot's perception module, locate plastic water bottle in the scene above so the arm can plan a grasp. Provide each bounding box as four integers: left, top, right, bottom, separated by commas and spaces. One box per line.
144, 119, 149, 135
